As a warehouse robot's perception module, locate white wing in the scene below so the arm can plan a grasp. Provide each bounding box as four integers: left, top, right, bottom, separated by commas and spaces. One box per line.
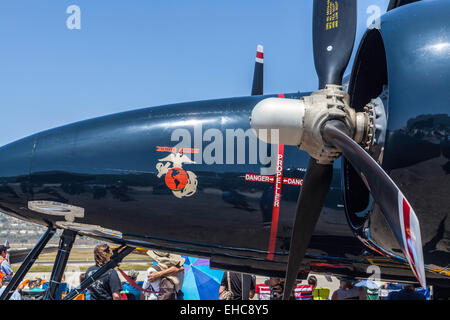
158, 153, 175, 163
179, 154, 196, 164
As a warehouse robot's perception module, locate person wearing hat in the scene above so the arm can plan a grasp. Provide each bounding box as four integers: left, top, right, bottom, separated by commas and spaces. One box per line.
141, 250, 185, 300
122, 270, 143, 300
0, 245, 13, 283
331, 277, 366, 300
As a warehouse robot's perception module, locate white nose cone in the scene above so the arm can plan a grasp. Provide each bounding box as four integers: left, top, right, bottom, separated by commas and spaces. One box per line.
250, 97, 306, 146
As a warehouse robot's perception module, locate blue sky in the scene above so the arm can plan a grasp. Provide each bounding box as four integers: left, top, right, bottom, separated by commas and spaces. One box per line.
0, 0, 389, 146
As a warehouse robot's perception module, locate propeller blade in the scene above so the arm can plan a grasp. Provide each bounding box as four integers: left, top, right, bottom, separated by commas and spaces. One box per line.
282, 0, 358, 300
323, 121, 426, 288
251, 45, 264, 96
313, 0, 357, 88
283, 159, 333, 299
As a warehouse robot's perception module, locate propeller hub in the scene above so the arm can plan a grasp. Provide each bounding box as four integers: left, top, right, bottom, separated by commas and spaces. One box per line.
251, 85, 370, 164
302, 84, 354, 163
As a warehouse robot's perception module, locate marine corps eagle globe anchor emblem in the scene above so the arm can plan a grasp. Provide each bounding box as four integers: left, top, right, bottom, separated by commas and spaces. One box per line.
156, 151, 198, 198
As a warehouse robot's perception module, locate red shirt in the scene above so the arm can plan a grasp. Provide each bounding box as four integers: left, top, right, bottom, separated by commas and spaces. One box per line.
255, 284, 271, 300
295, 284, 314, 300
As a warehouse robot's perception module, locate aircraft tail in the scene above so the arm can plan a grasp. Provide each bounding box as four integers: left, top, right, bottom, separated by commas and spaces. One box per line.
251, 45, 264, 96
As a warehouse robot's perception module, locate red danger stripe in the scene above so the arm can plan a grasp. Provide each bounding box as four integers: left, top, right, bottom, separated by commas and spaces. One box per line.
267, 144, 284, 260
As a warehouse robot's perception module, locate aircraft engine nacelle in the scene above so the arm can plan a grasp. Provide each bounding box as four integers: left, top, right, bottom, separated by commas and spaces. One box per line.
343, 0, 450, 268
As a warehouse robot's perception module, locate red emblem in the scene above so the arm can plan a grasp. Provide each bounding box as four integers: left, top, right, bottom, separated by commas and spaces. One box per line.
165, 168, 189, 191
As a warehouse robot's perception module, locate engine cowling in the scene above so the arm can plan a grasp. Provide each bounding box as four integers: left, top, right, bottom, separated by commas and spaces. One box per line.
344, 0, 450, 274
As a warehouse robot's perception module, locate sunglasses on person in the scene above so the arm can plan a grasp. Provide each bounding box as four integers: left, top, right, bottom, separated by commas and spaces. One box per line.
104, 246, 112, 256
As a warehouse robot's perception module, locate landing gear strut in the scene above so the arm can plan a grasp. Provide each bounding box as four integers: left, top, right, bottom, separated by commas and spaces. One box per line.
44, 229, 77, 300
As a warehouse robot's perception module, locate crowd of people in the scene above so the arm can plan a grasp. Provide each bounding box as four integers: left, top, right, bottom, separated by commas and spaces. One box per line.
0, 244, 431, 300
0, 244, 188, 301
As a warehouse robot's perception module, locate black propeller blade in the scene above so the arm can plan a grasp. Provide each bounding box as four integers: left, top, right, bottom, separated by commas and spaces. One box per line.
282, 0, 357, 300
283, 159, 333, 299
313, 0, 357, 89
323, 121, 426, 287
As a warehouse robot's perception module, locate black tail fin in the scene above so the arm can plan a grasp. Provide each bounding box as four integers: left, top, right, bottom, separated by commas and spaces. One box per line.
251, 45, 264, 96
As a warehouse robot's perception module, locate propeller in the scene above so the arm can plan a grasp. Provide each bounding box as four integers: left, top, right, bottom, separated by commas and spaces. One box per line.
249, 0, 426, 300
282, 0, 357, 300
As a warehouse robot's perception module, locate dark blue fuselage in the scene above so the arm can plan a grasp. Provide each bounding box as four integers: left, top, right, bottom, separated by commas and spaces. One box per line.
0, 93, 356, 275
